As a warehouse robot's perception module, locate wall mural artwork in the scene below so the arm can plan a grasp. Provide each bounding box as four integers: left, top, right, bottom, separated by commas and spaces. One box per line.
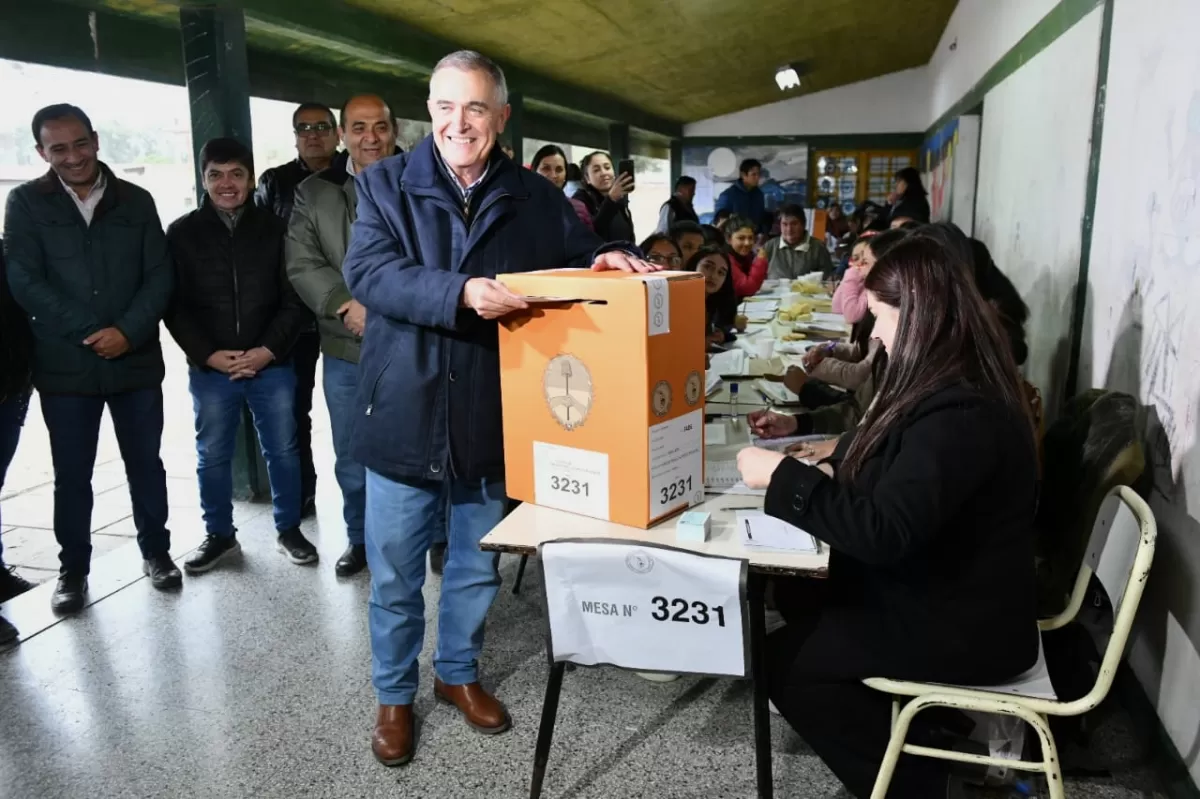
681, 143, 809, 222
922, 117, 959, 223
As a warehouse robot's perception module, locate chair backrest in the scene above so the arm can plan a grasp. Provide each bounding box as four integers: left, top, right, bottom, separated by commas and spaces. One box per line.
1045, 486, 1156, 715
1035, 390, 1145, 615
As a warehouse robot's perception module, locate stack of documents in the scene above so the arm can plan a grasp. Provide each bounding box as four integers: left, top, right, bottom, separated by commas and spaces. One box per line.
736, 510, 820, 552
704, 370, 723, 397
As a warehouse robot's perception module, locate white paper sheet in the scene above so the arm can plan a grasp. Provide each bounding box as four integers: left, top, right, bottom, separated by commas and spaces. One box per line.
741, 299, 780, 313
709, 349, 747, 376
754, 379, 802, 406
648, 410, 704, 518
736, 511, 820, 552
704, 423, 727, 445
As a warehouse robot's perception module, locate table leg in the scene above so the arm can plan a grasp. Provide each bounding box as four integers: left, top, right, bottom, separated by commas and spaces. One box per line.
513, 553, 529, 595
529, 660, 567, 799
749, 572, 774, 799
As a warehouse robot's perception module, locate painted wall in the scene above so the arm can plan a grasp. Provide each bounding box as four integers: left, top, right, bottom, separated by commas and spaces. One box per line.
926, 0, 1062, 125
1078, 0, 1200, 782
920, 114, 981, 233
682, 67, 930, 138
973, 7, 1103, 417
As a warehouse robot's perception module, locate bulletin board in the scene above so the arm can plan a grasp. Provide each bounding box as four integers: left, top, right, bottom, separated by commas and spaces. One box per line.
808, 149, 916, 212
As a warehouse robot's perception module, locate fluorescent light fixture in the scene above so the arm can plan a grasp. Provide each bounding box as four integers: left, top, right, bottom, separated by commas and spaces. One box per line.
775, 65, 801, 91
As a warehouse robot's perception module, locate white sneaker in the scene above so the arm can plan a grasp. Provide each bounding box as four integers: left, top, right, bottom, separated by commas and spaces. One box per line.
635, 671, 681, 683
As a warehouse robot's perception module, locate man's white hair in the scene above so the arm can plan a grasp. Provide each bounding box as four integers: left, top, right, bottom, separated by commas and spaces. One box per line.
430, 50, 509, 106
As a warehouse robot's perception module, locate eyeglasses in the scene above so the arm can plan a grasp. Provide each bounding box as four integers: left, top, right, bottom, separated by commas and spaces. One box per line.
295, 122, 334, 135
646, 253, 682, 267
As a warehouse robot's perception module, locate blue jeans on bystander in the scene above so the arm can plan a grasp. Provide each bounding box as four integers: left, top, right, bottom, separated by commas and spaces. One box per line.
189, 365, 301, 535
321, 356, 365, 546
0, 389, 31, 566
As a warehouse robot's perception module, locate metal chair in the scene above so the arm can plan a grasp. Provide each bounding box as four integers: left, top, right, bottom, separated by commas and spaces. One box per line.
863, 486, 1157, 799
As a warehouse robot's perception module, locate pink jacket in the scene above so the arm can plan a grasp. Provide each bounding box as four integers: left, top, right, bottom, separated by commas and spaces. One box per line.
569, 197, 594, 231
832, 266, 868, 323
730, 249, 768, 298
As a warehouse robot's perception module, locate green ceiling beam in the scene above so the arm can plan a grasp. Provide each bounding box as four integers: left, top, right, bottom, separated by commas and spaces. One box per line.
236, 0, 682, 139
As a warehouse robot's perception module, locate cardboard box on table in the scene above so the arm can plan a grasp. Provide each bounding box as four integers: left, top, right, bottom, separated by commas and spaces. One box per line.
497, 270, 707, 529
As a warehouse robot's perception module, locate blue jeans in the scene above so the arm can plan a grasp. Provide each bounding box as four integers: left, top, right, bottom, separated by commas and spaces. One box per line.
321, 356, 365, 546
365, 469, 506, 705
40, 388, 171, 574
0, 390, 32, 566
189, 365, 301, 535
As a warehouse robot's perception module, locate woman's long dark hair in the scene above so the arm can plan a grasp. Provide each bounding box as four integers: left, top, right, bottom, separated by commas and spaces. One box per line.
638, 233, 682, 265
895, 166, 927, 197
684, 245, 738, 329
920, 223, 1030, 366
840, 235, 1031, 481
530, 144, 567, 178
579, 150, 611, 189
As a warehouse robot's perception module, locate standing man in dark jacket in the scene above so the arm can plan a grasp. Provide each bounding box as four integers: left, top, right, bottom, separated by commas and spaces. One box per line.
166, 138, 313, 574
255, 102, 347, 519
344, 50, 653, 767
287, 94, 399, 577
0, 242, 36, 643
655, 175, 699, 233
4, 104, 179, 613
714, 158, 766, 232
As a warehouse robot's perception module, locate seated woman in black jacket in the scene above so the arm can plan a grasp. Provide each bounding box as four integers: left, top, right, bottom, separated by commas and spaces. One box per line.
737, 234, 1040, 798
683, 245, 738, 348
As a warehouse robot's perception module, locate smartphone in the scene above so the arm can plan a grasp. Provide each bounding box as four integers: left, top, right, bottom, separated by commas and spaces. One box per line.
617, 158, 636, 190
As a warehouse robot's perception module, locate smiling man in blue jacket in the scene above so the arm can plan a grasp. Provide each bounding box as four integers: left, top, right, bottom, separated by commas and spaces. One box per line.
344, 50, 653, 767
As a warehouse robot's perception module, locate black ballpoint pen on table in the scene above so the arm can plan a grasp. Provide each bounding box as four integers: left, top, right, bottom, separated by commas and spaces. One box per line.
744, 518, 753, 541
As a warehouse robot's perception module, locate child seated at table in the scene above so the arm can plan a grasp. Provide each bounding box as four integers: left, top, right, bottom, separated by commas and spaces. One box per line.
684, 245, 738, 349
722, 215, 768, 298
638, 233, 683, 270
805, 230, 907, 390
736, 231, 1040, 799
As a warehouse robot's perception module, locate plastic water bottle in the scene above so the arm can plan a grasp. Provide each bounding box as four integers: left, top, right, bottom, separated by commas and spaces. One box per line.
730, 381, 740, 425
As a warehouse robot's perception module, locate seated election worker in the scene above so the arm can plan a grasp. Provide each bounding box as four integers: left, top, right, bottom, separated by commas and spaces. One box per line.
638, 233, 683, 270
684, 245, 738, 348
735, 234, 1040, 798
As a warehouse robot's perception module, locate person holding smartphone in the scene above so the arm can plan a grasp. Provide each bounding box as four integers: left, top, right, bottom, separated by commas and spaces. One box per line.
573, 150, 636, 243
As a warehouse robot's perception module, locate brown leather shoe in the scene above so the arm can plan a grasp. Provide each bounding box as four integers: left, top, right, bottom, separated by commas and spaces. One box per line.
372, 704, 414, 766
433, 678, 511, 734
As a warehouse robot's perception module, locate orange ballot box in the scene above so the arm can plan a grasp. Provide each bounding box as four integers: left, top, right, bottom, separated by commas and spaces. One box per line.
497, 269, 707, 529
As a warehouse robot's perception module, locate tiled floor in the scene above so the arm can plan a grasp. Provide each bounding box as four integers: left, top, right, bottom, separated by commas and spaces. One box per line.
0, 516, 1179, 799
0, 341, 1179, 798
